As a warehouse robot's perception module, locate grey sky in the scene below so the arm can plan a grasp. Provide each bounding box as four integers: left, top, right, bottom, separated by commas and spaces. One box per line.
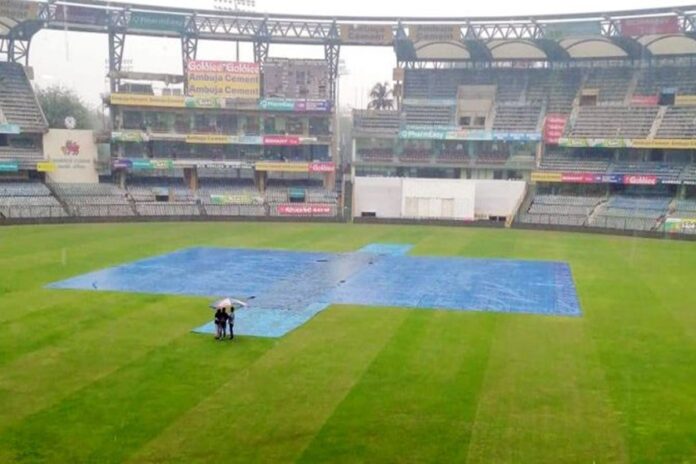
28, 0, 682, 109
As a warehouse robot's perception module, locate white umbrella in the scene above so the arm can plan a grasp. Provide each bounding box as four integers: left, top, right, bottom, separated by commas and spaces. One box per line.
209, 297, 250, 310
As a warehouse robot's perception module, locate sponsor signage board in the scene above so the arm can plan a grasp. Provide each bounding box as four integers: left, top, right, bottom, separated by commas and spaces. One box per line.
620, 16, 679, 36
530, 171, 562, 183
544, 20, 602, 39
0, 160, 19, 172
544, 114, 568, 144
262, 135, 301, 146
308, 162, 335, 173
276, 203, 334, 216
675, 95, 696, 106
408, 24, 460, 42
44, 129, 99, 183
112, 159, 133, 170
631, 95, 659, 106
129, 11, 185, 33
255, 162, 309, 173
339, 24, 393, 44
54, 5, 108, 26
186, 61, 260, 99
0, 123, 20, 134
664, 217, 696, 234
36, 162, 56, 173
110, 93, 186, 108
0, 0, 39, 20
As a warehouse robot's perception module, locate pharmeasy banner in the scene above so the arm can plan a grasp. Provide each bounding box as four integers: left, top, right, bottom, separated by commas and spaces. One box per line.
44, 129, 98, 184
186, 61, 260, 99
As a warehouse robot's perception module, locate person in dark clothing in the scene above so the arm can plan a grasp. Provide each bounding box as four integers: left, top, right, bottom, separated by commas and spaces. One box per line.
227, 307, 235, 340
214, 308, 228, 340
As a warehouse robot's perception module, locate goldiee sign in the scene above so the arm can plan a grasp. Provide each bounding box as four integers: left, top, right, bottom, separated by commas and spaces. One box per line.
187, 61, 260, 99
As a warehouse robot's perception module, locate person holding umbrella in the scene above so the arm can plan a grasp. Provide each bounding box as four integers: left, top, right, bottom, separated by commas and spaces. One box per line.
214, 307, 229, 340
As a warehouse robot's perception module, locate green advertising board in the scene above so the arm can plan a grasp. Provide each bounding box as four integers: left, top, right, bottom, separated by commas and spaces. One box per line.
544, 21, 602, 40
131, 159, 154, 170
129, 12, 185, 33
0, 161, 19, 172
259, 100, 296, 111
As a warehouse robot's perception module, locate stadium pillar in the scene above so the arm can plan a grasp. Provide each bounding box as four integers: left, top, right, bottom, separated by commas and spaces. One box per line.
107, 31, 126, 93
181, 35, 198, 94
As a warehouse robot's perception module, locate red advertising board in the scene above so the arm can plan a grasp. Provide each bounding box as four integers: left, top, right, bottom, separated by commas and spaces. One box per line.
308, 162, 335, 173
544, 114, 568, 144
561, 172, 596, 184
263, 136, 301, 146
620, 16, 679, 36
624, 175, 657, 185
630, 95, 659, 106
277, 204, 334, 216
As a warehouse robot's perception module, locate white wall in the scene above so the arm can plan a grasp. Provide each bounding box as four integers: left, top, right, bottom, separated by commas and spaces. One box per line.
353, 177, 402, 218
401, 178, 475, 220
474, 180, 526, 218
354, 176, 526, 221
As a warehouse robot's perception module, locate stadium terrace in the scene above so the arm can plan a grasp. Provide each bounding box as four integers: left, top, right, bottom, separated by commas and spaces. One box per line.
1, 2, 696, 237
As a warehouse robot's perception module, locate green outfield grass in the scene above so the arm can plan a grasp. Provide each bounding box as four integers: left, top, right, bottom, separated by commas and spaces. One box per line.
0, 222, 694, 463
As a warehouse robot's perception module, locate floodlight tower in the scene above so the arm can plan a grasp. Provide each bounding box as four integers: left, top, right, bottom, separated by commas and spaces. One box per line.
213, 0, 257, 61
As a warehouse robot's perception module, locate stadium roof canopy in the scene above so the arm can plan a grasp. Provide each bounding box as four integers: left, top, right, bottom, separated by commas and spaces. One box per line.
1, 1, 696, 62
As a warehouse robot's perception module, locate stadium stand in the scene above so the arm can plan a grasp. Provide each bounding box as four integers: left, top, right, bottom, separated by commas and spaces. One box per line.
590, 194, 671, 231
519, 194, 601, 227
492, 105, 542, 132
0, 181, 66, 219
0, 63, 47, 133
584, 67, 634, 103
656, 107, 696, 139
566, 106, 658, 138
50, 183, 135, 217
540, 152, 612, 172
635, 67, 696, 96
353, 110, 401, 132
404, 104, 453, 126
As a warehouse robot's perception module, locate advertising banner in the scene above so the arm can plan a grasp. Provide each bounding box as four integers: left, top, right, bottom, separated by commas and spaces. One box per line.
408, 24, 460, 42
258, 99, 331, 112
544, 114, 568, 144
558, 138, 627, 148
211, 194, 255, 205
255, 162, 309, 173
620, 16, 679, 36
628, 139, 696, 149
664, 218, 696, 234
544, 21, 602, 39
0, 160, 18, 172
111, 131, 147, 143
561, 172, 596, 183
631, 95, 659, 106
675, 95, 696, 106
0, 0, 39, 20
54, 5, 108, 26
112, 159, 133, 170
597, 174, 624, 184
277, 204, 334, 216
262, 135, 301, 146
308, 162, 335, 173
186, 61, 260, 99
150, 159, 174, 170
36, 162, 56, 173
110, 93, 186, 108
624, 175, 657, 185
340, 24, 393, 44
0, 123, 20, 134
173, 160, 250, 169
131, 159, 154, 171
185, 134, 234, 144
531, 172, 562, 183
129, 11, 186, 33
44, 129, 98, 184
